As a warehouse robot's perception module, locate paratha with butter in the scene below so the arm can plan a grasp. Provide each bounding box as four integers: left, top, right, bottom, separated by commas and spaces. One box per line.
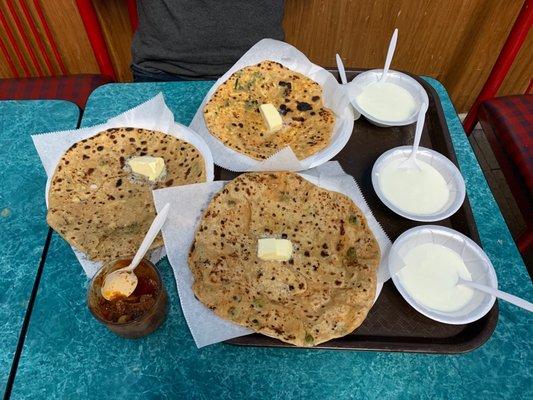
188, 172, 380, 347
204, 61, 335, 160
47, 127, 206, 262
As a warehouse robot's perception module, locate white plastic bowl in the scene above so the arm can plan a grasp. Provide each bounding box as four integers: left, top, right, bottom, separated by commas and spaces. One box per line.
346, 69, 429, 127
371, 146, 466, 222
389, 225, 497, 325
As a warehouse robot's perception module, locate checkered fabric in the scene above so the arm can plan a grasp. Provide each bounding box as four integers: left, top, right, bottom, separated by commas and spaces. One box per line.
480, 95, 533, 195
0, 74, 114, 109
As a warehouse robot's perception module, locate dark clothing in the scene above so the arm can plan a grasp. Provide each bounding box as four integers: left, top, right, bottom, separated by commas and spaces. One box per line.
132, 0, 285, 81
131, 63, 185, 82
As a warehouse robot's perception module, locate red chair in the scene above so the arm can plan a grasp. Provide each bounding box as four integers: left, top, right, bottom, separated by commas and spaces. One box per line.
464, 1, 532, 265
0, 74, 113, 109
0, 0, 115, 108
478, 95, 533, 254
463, 0, 531, 134
126, 0, 138, 33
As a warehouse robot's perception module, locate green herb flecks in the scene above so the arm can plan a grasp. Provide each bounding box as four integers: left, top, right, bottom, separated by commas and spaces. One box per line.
279, 192, 291, 201
346, 247, 357, 262
348, 215, 359, 225
244, 99, 259, 110
304, 333, 314, 344
252, 298, 264, 308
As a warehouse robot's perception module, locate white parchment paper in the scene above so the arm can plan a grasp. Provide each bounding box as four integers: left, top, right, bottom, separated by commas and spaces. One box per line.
32, 93, 214, 277
189, 39, 355, 172
153, 162, 391, 348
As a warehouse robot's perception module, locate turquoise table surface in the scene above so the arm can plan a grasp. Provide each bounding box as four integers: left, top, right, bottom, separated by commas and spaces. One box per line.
11, 82, 532, 399
0, 100, 79, 395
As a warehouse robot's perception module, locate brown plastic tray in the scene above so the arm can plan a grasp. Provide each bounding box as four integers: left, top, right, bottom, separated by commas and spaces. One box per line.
217, 70, 498, 353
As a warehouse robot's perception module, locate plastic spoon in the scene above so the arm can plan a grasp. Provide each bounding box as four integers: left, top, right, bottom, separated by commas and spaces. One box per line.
336, 53, 361, 119
457, 278, 533, 312
380, 28, 398, 82
101, 203, 170, 301
399, 101, 428, 170
335, 53, 348, 85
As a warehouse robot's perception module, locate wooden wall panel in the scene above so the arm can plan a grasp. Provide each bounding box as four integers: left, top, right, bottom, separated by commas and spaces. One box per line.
26, 1, 68, 75
2, 2, 44, 76
282, 0, 530, 111
0, 0, 530, 113
93, 0, 132, 82
0, 4, 22, 78
0, 1, 38, 77
500, 27, 533, 96
39, 0, 99, 75
0, 45, 16, 78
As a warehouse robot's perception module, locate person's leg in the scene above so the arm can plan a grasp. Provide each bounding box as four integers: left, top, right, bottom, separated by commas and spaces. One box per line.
131, 63, 185, 82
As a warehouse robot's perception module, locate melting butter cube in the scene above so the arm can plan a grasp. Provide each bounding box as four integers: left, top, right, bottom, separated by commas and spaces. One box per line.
127, 156, 166, 181
257, 238, 293, 261
259, 103, 283, 133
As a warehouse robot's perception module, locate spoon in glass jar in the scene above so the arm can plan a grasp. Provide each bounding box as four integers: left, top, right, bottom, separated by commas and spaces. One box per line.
101, 203, 170, 301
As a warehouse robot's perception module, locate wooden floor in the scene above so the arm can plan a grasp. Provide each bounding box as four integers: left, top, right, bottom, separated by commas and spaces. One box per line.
468, 128, 531, 272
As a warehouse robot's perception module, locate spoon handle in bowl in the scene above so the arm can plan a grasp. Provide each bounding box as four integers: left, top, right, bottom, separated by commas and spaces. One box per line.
409, 101, 428, 160
336, 54, 348, 85
380, 28, 398, 82
460, 280, 533, 312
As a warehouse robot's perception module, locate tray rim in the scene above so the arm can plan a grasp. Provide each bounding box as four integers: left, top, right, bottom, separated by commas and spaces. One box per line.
225, 68, 499, 354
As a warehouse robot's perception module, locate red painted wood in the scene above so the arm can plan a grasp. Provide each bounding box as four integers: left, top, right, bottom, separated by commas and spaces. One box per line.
126, 0, 138, 33
0, 5, 31, 76
6, 0, 44, 76
32, 0, 67, 75
463, 0, 533, 134
0, 35, 19, 77
518, 229, 533, 253
75, 0, 116, 80
19, 0, 56, 75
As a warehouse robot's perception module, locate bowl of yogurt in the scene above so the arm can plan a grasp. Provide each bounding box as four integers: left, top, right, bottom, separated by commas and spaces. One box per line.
389, 225, 498, 325
346, 69, 429, 127
371, 146, 466, 222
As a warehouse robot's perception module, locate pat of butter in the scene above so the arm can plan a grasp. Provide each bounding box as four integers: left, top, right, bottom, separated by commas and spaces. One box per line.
258, 238, 293, 261
127, 156, 166, 181
259, 103, 283, 133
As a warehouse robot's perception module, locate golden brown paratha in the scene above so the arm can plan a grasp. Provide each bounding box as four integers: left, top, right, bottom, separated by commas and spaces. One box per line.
188, 172, 380, 347
204, 61, 335, 160
47, 127, 206, 262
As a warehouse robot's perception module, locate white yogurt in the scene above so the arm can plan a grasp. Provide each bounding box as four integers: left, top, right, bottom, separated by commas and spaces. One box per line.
378, 158, 450, 215
397, 243, 474, 312
356, 82, 418, 122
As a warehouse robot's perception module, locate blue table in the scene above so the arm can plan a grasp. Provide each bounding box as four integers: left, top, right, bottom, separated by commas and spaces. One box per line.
10, 82, 532, 399
0, 100, 80, 395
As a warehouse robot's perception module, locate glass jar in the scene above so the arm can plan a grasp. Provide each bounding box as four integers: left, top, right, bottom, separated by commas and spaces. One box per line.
87, 258, 167, 338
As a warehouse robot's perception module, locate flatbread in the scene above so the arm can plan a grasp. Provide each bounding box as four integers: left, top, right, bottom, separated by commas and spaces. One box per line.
204, 61, 335, 160
188, 172, 380, 347
47, 127, 206, 262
